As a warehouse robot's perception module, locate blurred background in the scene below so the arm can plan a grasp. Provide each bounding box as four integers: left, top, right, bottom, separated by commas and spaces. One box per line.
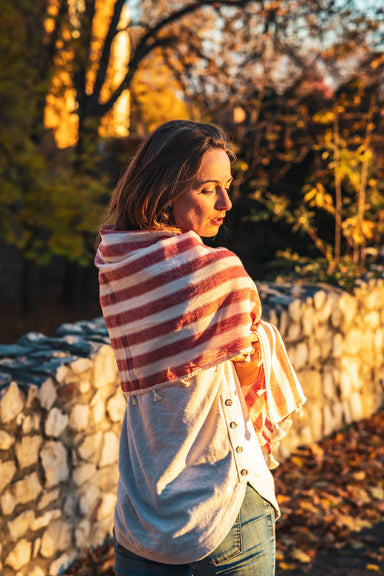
1, 0, 384, 343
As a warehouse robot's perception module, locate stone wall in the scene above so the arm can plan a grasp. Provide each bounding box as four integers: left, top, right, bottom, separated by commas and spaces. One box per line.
0, 319, 126, 576
0, 280, 384, 575
258, 279, 384, 458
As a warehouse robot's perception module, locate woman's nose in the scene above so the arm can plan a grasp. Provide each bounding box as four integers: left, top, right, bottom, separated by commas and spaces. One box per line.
217, 188, 232, 211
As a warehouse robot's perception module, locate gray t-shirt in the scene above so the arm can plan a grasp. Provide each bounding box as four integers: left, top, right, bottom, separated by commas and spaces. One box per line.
114, 359, 279, 564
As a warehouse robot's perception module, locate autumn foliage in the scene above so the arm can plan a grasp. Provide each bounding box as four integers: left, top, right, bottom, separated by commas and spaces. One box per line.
274, 409, 384, 574
1, 0, 384, 311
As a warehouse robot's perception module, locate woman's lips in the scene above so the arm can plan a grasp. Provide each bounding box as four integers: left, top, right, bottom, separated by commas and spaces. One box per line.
211, 218, 224, 225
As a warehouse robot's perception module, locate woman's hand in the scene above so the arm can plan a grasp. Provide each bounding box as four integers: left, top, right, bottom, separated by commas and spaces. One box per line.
232, 332, 264, 392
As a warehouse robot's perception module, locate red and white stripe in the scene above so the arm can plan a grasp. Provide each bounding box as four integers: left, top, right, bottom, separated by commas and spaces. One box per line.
95, 227, 306, 462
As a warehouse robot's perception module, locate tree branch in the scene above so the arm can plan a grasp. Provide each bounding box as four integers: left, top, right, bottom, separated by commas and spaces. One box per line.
91, 0, 126, 108
93, 0, 258, 117
84, 0, 97, 70
73, 0, 96, 107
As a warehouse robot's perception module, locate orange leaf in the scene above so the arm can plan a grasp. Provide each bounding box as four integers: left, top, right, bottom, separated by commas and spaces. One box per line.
279, 562, 297, 571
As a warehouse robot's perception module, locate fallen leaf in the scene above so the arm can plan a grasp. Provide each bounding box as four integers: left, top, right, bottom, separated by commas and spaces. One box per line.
290, 455, 306, 467
299, 500, 318, 512
369, 486, 384, 500
291, 548, 312, 563
278, 562, 297, 570
352, 470, 366, 481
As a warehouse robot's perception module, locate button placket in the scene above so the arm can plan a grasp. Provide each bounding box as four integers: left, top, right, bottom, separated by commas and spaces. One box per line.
221, 392, 247, 483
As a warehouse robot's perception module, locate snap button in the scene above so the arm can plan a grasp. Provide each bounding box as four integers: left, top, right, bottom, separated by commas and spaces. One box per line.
236, 446, 243, 453
240, 469, 248, 476
230, 421, 237, 429
225, 399, 232, 406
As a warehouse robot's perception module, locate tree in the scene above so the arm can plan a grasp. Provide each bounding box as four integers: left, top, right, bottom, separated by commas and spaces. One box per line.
235, 51, 384, 286
302, 61, 384, 271
0, 0, 258, 312
130, 48, 190, 135
64, 0, 260, 163
2, 0, 384, 312
0, 0, 257, 249
196, 0, 384, 283
0, 0, 107, 312
0, 0, 272, 276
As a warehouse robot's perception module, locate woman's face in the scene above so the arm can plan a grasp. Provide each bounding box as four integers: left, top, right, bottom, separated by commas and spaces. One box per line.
172, 148, 233, 237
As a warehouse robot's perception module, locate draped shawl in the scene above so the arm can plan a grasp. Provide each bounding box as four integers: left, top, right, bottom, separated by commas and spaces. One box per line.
95, 227, 306, 467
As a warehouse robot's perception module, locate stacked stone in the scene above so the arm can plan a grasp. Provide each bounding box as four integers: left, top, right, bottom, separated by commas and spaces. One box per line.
257, 279, 384, 459
0, 318, 125, 576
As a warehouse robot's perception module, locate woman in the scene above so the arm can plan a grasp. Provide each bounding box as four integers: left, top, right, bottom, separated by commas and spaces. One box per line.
95, 120, 306, 576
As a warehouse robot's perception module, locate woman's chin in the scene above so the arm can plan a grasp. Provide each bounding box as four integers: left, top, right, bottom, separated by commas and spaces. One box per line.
200, 228, 220, 238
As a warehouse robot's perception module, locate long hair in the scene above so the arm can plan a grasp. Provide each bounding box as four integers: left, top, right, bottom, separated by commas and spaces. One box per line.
102, 120, 235, 231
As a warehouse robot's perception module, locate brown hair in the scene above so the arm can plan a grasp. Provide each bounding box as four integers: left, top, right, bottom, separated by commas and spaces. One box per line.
102, 120, 235, 231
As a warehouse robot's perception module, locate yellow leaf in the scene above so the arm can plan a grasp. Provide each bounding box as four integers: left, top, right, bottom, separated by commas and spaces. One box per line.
320, 497, 337, 509
290, 456, 305, 467
279, 562, 297, 570
361, 220, 375, 239
352, 470, 366, 481
235, 160, 249, 172
277, 494, 291, 504
300, 501, 317, 512
366, 564, 380, 571
291, 548, 312, 563
304, 188, 317, 203
370, 487, 384, 500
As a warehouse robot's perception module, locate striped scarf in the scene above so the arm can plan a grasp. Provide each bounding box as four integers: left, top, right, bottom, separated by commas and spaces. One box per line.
95, 228, 306, 467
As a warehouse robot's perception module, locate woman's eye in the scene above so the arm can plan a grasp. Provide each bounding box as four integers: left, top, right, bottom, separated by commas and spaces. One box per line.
201, 188, 215, 195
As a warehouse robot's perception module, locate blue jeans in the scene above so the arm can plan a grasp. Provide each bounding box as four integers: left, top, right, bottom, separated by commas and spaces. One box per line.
114, 484, 276, 576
